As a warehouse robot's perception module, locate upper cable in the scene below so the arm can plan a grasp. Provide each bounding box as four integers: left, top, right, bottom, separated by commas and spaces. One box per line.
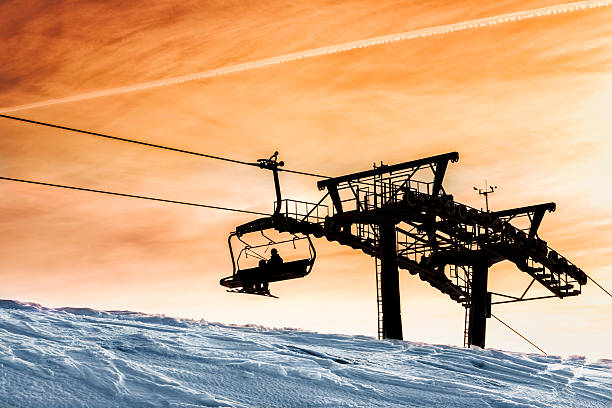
0, 114, 329, 178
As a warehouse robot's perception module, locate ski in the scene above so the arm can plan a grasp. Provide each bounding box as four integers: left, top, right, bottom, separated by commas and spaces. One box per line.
226, 289, 278, 299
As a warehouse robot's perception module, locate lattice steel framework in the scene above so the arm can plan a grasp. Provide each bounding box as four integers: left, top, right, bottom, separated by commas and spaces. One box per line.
230, 152, 587, 348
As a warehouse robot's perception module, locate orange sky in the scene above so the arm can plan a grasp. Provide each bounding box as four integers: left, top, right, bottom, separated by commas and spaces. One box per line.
1, 0, 611, 359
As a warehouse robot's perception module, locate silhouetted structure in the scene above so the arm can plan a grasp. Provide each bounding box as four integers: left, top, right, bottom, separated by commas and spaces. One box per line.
221, 152, 587, 348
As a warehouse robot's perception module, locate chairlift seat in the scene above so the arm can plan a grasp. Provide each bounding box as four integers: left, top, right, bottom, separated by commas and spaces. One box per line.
220, 259, 312, 289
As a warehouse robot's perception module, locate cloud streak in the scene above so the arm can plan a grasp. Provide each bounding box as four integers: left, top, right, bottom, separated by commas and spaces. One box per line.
1, 0, 610, 114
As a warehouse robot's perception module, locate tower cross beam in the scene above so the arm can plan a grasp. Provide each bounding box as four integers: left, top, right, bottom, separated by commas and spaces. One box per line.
491, 202, 555, 238
317, 152, 459, 191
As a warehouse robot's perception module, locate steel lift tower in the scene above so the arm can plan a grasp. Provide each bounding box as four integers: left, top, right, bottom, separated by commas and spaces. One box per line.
222, 152, 587, 348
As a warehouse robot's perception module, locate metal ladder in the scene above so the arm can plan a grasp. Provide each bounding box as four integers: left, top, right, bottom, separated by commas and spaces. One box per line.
450, 263, 472, 348
463, 305, 471, 347
375, 256, 384, 339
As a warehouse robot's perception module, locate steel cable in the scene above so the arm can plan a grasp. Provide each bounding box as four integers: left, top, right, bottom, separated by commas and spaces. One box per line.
0, 114, 328, 178
0, 176, 272, 216
491, 314, 547, 355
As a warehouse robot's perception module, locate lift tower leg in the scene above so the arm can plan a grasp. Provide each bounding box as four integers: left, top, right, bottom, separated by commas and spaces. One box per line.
379, 223, 403, 340
468, 263, 490, 348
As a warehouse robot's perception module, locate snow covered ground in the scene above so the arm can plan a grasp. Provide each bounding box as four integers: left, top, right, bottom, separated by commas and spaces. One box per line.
0, 300, 610, 408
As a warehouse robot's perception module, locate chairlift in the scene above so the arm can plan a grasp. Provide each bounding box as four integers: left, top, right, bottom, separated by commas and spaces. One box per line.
219, 151, 317, 297
219, 229, 316, 297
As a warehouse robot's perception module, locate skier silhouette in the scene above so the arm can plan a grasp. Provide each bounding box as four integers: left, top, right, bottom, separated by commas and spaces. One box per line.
268, 248, 283, 271
259, 248, 283, 294
255, 259, 267, 292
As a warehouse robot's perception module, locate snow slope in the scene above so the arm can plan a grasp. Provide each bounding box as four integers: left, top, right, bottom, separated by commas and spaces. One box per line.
0, 300, 610, 408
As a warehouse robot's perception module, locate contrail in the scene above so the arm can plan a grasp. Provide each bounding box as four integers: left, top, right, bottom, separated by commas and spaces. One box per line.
1, 0, 610, 114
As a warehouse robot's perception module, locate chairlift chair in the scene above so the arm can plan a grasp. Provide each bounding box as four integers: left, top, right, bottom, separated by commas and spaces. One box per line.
219, 227, 316, 297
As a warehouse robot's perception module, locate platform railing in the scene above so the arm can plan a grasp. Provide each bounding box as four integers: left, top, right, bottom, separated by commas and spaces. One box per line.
276, 198, 329, 225
334, 178, 435, 213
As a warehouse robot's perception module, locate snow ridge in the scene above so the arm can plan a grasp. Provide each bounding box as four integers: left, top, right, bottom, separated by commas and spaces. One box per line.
0, 300, 610, 408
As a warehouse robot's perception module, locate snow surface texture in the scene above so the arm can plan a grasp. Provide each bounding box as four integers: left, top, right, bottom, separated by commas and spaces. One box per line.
0, 300, 610, 408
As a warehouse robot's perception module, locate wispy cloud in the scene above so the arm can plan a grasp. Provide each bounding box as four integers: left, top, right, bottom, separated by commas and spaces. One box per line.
1, 0, 610, 113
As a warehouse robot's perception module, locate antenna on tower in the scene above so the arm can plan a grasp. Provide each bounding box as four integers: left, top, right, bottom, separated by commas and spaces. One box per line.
474, 180, 497, 212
